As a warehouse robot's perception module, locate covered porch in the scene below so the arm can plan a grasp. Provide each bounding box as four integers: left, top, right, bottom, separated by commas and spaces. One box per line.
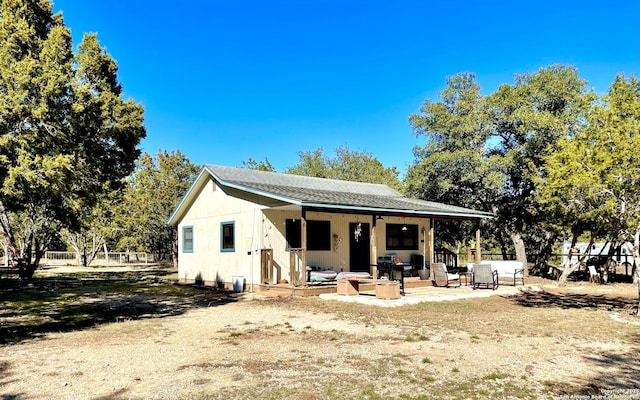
254, 272, 532, 300
258, 205, 488, 293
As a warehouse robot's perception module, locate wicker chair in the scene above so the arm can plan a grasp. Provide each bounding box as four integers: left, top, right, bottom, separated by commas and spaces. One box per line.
472, 263, 498, 290
431, 262, 460, 288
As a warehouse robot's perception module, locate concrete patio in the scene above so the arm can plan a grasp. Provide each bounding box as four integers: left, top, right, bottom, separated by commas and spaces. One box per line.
319, 284, 541, 307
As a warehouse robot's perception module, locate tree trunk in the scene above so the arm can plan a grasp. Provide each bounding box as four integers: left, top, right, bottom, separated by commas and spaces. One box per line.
26, 238, 45, 281
636, 267, 640, 316
61, 231, 83, 266
508, 230, 528, 276
2, 242, 7, 267
103, 242, 109, 265
85, 231, 106, 266
559, 235, 595, 284
0, 202, 18, 258
533, 231, 557, 277
171, 226, 178, 269
633, 229, 640, 316
497, 234, 508, 260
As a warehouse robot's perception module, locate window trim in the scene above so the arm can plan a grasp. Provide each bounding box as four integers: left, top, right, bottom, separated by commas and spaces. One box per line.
220, 221, 235, 252
182, 226, 194, 253
385, 223, 419, 251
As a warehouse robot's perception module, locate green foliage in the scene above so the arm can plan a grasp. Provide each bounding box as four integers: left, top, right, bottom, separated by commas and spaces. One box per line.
407, 66, 595, 265
537, 75, 640, 281
406, 73, 504, 250
487, 65, 594, 218
241, 157, 276, 172
116, 150, 198, 263
285, 145, 403, 191
285, 147, 332, 177
0, 0, 145, 262
60, 190, 123, 266
487, 65, 595, 265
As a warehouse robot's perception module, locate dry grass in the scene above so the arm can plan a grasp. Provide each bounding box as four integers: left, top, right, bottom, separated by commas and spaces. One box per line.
0, 267, 638, 399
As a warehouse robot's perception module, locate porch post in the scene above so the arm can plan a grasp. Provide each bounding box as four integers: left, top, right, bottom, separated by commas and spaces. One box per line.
371, 215, 377, 280
475, 220, 481, 263
300, 208, 307, 284
429, 218, 435, 280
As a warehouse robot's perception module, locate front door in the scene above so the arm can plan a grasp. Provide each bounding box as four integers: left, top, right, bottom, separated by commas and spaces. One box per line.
349, 222, 370, 272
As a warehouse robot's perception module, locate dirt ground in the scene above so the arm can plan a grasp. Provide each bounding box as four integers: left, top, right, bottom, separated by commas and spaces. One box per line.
0, 267, 639, 400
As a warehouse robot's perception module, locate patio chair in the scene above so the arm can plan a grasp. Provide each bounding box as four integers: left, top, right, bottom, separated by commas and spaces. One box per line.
410, 254, 424, 277
431, 262, 460, 288
472, 263, 498, 290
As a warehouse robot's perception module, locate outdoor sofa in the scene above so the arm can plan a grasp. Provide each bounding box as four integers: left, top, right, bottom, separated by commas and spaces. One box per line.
469, 261, 524, 286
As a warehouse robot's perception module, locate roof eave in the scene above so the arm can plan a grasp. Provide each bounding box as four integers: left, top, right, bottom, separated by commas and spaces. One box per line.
166, 167, 210, 226
168, 166, 493, 226
168, 166, 306, 226
218, 180, 302, 206
301, 202, 493, 219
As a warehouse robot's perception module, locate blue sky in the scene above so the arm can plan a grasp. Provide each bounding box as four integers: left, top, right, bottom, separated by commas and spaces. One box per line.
53, 0, 639, 175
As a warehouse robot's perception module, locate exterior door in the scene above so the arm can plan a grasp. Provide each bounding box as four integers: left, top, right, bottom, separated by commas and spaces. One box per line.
349, 222, 370, 272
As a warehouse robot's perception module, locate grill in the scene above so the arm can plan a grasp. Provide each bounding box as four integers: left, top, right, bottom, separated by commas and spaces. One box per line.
376, 256, 410, 295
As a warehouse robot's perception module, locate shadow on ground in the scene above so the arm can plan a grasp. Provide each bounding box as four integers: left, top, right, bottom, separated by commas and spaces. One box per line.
512, 290, 640, 396
511, 288, 638, 313
0, 269, 237, 345
552, 334, 640, 396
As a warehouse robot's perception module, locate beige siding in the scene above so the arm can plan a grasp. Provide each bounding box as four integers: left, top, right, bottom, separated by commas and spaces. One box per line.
177, 178, 264, 287
373, 216, 432, 265
262, 211, 432, 275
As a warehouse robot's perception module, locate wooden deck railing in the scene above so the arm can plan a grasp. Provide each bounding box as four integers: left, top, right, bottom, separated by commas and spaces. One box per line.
260, 249, 274, 284
289, 248, 305, 286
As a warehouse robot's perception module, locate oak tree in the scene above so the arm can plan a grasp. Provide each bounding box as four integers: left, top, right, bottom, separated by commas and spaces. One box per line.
241, 157, 276, 172
539, 75, 640, 292
286, 145, 403, 191
408, 66, 595, 270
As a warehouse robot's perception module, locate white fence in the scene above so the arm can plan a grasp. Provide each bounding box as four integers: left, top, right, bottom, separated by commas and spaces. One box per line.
42, 251, 153, 266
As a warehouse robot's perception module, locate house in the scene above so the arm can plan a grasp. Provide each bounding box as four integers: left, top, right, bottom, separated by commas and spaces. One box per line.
167, 165, 492, 292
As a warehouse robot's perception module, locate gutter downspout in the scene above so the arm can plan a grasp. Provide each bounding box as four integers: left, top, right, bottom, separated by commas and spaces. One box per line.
250, 204, 259, 293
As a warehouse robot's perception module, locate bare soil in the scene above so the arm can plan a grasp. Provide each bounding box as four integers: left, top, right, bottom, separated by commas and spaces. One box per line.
0, 266, 639, 399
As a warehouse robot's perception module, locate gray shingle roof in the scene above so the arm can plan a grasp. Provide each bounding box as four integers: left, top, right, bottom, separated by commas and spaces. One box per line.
206, 165, 492, 219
